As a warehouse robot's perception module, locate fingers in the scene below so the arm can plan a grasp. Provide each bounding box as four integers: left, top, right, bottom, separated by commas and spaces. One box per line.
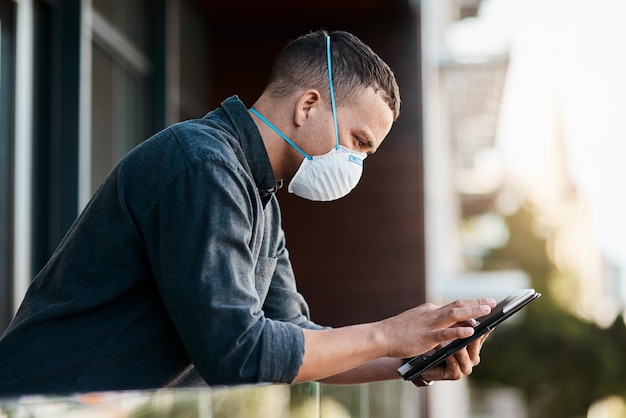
432, 298, 496, 330
382, 297, 495, 359
400, 298, 496, 384
419, 347, 478, 383
420, 355, 465, 382
453, 346, 474, 375
443, 298, 497, 309
466, 330, 492, 363
423, 329, 495, 383
436, 325, 475, 342
453, 334, 490, 375
419, 329, 494, 384
457, 318, 480, 327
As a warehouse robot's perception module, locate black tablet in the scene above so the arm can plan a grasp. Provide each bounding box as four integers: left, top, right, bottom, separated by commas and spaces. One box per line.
397, 288, 541, 384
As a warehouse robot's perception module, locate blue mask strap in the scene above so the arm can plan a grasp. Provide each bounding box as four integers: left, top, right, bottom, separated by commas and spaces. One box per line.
326, 35, 340, 150
249, 107, 313, 160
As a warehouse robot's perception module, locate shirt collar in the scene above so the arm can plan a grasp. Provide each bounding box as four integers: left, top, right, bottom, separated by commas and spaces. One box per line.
220, 96, 283, 205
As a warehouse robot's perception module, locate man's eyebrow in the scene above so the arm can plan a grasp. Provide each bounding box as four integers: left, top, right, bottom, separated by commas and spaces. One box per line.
356, 130, 377, 153
354, 128, 371, 142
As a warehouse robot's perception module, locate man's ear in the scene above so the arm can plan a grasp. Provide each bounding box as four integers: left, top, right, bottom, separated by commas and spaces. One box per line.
294, 90, 322, 127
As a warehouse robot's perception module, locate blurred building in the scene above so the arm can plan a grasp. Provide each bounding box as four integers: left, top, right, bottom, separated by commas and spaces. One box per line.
422, 0, 624, 416
420, 1, 529, 416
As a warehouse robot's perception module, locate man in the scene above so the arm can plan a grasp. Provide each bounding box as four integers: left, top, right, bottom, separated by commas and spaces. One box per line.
0, 30, 495, 395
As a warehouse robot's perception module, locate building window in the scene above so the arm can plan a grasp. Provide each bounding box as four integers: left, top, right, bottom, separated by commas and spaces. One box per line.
0, 0, 16, 330
88, 0, 153, 195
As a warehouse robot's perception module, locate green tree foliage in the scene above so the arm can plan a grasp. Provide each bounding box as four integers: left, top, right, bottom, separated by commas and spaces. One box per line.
469, 205, 626, 418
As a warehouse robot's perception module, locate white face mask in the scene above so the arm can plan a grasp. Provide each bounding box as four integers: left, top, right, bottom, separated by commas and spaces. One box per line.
250, 34, 367, 201
287, 145, 367, 201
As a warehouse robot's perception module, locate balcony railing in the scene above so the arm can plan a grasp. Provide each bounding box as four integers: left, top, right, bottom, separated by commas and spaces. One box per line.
0, 380, 422, 418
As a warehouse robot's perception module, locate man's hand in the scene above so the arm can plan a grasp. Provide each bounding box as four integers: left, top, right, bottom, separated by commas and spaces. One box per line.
420, 331, 492, 382
294, 298, 496, 384
379, 298, 496, 360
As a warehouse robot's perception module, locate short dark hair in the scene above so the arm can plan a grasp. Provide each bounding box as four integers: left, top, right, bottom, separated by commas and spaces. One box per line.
264, 30, 401, 120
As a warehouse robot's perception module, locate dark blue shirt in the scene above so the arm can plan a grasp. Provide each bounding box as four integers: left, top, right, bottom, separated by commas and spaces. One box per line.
0, 96, 320, 396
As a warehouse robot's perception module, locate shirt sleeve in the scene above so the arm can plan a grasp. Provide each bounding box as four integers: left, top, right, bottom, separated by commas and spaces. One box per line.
140, 155, 306, 385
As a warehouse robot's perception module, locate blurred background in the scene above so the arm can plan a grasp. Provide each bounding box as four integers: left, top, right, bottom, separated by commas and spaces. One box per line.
1, 0, 625, 417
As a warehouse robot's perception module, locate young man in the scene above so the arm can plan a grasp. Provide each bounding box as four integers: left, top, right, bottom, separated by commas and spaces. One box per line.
0, 30, 495, 395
